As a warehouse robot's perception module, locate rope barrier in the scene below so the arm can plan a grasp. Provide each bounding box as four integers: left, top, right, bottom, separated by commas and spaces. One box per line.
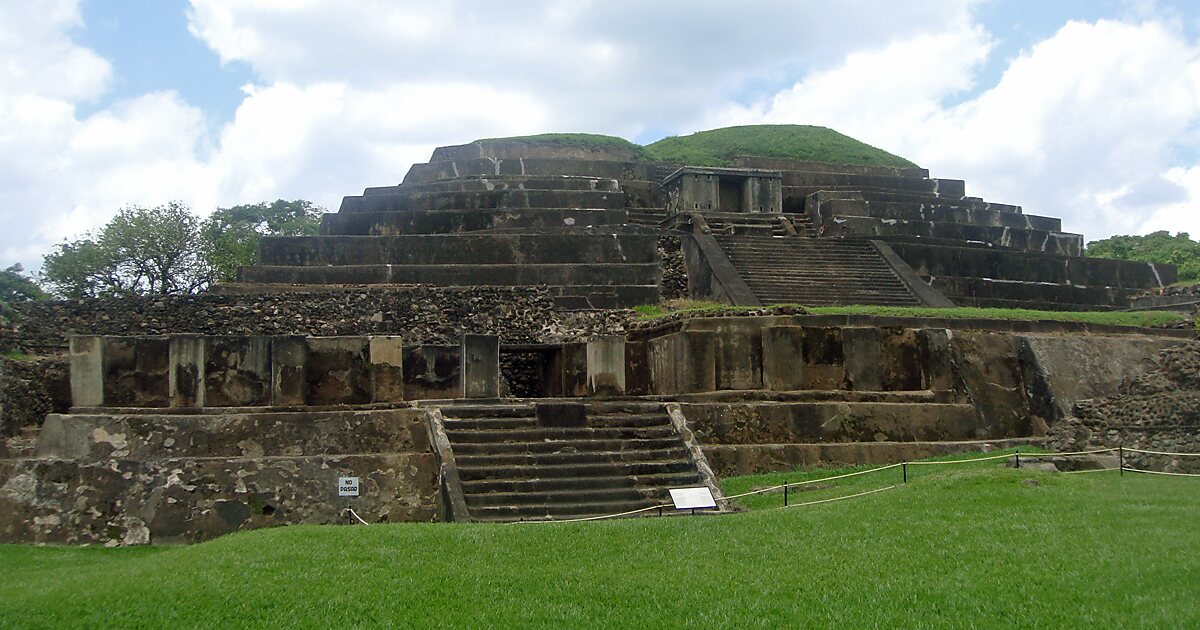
1020, 448, 1117, 457
515, 501, 673, 524
905, 452, 1016, 465
347, 508, 370, 526
1061, 467, 1118, 474
776, 485, 897, 510
1121, 466, 1200, 477
1122, 447, 1200, 457
719, 463, 903, 501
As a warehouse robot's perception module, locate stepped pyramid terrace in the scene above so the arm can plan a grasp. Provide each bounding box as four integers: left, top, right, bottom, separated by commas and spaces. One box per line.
2, 125, 1194, 545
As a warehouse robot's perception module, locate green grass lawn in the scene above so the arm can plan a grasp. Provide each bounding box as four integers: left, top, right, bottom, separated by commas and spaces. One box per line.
633, 300, 1187, 328
2, 458, 1197, 628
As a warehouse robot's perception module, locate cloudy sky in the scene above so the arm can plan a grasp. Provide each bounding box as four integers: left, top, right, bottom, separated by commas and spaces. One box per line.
3, 0, 1200, 268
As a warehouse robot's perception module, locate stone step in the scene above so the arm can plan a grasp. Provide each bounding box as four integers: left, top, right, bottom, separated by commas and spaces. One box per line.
446, 425, 674, 444
402, 157, 669, 185
340, 189, 626, 213
454, 447, 690, 468
468, 498, 665, 522
548, 285, 661, 311
439, 405, 534, 419
464, 486, 665, 508
461, 472, 701, 494
456, 459, 696, 481
320, 208, 628, 236
819, 201, 1060, 232
257, 233, 659, 266
451, 437, 683, 456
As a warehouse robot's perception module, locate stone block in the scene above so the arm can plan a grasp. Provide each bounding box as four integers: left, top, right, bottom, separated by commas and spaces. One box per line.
879, 328, 923, 391
586, 336, 626, 396
369, 336, 405, 402
204, 336, 271, 407
403, 345, 460, 400
69, 336, 104, 408
717, 329, 763, 390
761, 326, 804, 391
305, 337, 371, 405
102, 337, 170, 407
917, 328, 955, 391
800, 327, 845, 390
624, 341, 652, 396
461, 334, 500, 399
843, 327, 883, 391
649, 331, 718, 394
169, 335, 204, 407
271, 336, 307, 406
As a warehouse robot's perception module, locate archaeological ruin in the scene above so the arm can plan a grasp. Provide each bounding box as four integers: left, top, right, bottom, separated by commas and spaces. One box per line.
1, 126, 1195, 545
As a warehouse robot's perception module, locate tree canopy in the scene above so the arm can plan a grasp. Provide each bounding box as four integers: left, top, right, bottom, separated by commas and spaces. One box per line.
38, 199, 325, 298
1085, 231, 1200, 282
201, 199, 324, 282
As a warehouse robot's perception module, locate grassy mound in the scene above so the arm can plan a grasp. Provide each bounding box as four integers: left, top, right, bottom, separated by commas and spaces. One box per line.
472, 132, 649, 158
469, 125, 918, 168
644, 124, 918, 168
2, 459, 1197, 627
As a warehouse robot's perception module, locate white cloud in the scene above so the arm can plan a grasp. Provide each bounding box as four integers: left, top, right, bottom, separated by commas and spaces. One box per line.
6, 0, 1200, 272
727, 17, 1200, 240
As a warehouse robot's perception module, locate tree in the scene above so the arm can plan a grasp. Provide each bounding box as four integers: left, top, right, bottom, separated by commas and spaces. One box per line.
1085, 231, 1200, 282
201, 199, 324, 282
0, 264, 46, 304
41, 202, 213, 298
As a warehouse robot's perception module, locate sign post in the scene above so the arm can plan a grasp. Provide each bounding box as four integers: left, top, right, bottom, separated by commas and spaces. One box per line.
338, 476, 360, 525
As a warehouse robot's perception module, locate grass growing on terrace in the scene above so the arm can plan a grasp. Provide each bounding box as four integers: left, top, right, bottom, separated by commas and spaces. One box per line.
1, 463, 1197, 627
643, 124, 918, 168
472, 132, 649, 158
632, 299, 1187, 328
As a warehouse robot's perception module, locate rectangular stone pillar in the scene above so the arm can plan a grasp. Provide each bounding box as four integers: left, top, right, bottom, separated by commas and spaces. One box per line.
560, 342, 588, 397
918, 328, 955, 391
169, 335, 204, 408
461, 334, 500, 399
843, 327, 883, 391
369, 336, 405, 402
586, 336, 626, 396
624, 340, 652, 396
271, 336, 307, 406
68, 335, 104, 408
761, 326, 804, 391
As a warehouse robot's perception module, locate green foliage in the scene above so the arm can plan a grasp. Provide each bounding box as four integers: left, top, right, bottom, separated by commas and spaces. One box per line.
1085, 231, 1200, 281
201, 199, 324, 282
643, 124, 918, 168
0, 264, 45, 304
40, 202, 213, 298
1, 465, 1197, 626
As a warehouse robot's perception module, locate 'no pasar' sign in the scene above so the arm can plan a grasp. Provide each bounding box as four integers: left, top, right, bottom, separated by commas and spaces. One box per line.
338, 477, 360, 497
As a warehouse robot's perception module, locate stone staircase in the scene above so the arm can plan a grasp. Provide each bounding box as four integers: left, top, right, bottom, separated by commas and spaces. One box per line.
715, 236, 922, 306
439, 403, 709, 522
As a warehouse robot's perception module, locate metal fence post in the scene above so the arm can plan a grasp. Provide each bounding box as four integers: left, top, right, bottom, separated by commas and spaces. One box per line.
783, 482, 789, 507
902, 463, 907, 483
1119, 446, 1124, 476
1015, 451, 1020, 469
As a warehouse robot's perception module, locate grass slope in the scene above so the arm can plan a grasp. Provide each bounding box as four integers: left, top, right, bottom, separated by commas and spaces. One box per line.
2, 463, 1197, 627
470, 125, 919, 169
473, 132, 649, 158
644, 124, 918, 168
632, 300, 1187, 328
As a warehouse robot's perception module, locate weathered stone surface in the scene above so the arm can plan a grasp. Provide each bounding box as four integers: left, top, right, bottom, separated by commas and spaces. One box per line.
703, 438, 1042, 475
1, 355, 69, 437
649, 331, 719, 394
679, 401, 979, 444
0, 453, 439, 545
461, 334, 500, 399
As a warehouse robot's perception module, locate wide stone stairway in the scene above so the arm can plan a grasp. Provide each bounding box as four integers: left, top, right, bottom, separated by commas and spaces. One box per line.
715, 235, 923, 306
438, 402, 709, 522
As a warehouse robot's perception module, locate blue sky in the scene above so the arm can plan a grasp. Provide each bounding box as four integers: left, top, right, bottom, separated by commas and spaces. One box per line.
4, 0, 1200, 267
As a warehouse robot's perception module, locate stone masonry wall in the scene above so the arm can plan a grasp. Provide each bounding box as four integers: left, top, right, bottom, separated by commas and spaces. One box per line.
1048, 342, 1200, 473
2, 286, 631, 354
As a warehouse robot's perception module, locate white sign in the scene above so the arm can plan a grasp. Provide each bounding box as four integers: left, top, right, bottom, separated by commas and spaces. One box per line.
669, 487, 716, 510
338, 476, 360, 497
